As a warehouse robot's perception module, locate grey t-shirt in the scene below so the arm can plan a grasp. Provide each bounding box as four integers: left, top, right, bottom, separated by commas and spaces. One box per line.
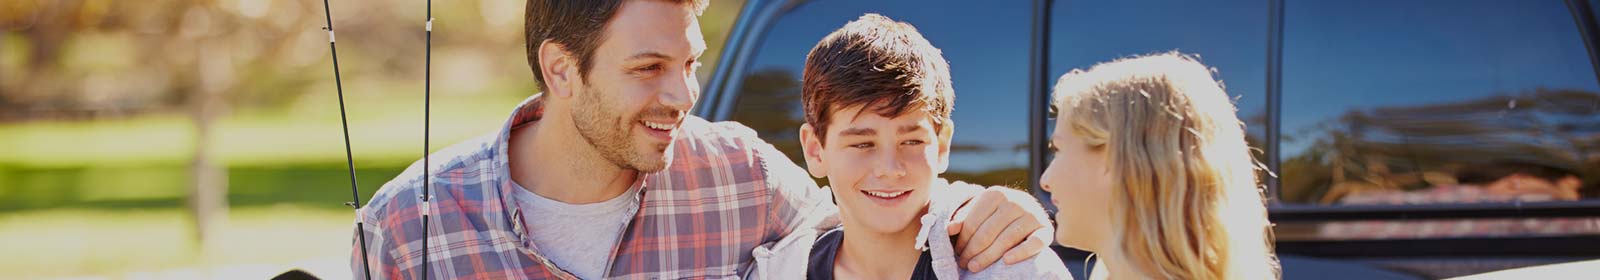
509, 181, 641, 279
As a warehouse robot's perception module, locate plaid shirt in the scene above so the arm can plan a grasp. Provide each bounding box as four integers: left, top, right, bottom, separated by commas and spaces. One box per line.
351, 94, 838, 279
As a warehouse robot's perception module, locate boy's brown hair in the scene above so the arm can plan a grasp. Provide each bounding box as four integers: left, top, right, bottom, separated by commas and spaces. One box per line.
801, 14, 954, 145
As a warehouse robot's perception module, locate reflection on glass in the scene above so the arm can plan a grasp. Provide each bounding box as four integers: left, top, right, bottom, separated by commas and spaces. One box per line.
1278, 217, 1600, 241
725, 0, 1032, 189
1286, 90, 1600, 205
730, 69, 806, 165
1278, 0, 1600, 240
1279, 0, 1600, 205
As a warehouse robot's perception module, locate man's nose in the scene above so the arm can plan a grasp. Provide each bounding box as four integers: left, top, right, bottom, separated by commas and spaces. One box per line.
659, 69, 697, 112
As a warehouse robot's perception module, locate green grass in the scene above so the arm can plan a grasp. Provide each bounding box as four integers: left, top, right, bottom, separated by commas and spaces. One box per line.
0, 164, 406, 211
0, 83, 530, 168
0, 85, 532, 211
0, 205, 355, 280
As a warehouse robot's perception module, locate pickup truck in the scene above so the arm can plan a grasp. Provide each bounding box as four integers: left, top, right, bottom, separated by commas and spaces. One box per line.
692, 0, 1600, 278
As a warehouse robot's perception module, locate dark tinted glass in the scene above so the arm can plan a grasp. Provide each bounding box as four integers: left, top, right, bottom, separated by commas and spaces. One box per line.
1275, 0, 1600, 242
1278, 0, 1600, 208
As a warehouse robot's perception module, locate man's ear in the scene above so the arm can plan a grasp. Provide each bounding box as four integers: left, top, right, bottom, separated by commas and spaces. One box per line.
799, 123, 828, 178
537, 39, 578, 99
934, 123, 953, 174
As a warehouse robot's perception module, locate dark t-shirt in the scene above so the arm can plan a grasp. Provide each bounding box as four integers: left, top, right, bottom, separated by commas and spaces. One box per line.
807, 227, 938, 280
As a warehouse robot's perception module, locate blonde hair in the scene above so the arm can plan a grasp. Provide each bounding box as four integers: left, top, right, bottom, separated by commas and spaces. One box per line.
1051, 52, 1280, 279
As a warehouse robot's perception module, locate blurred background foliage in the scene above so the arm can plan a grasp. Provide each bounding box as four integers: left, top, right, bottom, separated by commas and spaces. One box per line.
0, 0, 743, 278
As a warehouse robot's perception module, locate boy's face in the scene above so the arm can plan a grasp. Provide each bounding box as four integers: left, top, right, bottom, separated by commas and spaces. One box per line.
800, 105, 951, 235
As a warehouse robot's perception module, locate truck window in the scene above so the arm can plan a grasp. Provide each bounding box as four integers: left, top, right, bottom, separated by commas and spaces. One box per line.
1278, 0, 1600, 240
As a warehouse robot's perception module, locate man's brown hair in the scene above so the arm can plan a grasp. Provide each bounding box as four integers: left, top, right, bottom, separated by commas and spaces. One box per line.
802, 14, 954, 145
523, 0, 707, 92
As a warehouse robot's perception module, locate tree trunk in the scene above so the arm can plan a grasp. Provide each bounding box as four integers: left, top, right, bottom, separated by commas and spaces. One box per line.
189, 37, 231, 253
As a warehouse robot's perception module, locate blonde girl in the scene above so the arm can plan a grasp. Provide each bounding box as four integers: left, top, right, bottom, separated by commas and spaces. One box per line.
1040, 52, 1281, 280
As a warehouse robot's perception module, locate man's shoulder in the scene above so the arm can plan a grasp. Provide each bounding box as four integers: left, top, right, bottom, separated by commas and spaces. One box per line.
362, 131, 501, 221
667, 116, 793, 174
655, 116, 819, 190
675, 116, 767, 149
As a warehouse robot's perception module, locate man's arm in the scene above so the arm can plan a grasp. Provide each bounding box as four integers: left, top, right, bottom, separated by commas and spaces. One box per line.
745, 139, 836, 279
944, 184, 1054, 272
757, 142, 837, 240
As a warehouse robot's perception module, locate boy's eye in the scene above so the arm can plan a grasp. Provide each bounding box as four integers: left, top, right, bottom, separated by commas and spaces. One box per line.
848, 142, 874, 149
901, 140, 926, 146
1047, 142, 1059, 153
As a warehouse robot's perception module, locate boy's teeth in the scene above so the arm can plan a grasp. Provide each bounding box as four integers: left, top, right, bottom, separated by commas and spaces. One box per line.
865, 190, 907, 198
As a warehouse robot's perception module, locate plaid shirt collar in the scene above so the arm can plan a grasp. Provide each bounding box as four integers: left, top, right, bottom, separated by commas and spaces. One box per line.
490, 94, 651, 271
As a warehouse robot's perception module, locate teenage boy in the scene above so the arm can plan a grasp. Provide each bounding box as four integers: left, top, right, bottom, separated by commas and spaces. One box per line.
797, 14, 1070, 279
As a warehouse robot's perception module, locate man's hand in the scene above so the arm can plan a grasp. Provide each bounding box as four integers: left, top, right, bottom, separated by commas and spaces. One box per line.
946, 187, 1053, 272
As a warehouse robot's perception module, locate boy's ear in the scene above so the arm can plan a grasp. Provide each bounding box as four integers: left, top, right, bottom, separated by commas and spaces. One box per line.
799, 123, 828, 178
538, 40, 578, 99
934, 123, 953, 174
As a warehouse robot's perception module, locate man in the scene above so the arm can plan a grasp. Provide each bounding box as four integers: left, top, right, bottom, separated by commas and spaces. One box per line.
351, 1, 1053, 279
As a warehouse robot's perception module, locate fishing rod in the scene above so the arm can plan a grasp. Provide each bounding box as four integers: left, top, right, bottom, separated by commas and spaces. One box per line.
314, 0, 373, 279
419, 0, 435, 278
319, 2, 435, 279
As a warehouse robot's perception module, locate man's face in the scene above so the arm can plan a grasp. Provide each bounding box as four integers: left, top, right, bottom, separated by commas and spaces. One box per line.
571, 0, 706, 172
804, 106, 950, 235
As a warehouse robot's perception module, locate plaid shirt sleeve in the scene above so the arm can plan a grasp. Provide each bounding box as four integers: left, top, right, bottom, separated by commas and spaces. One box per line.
351, 175, 403, 280
352, 161, 430, 280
